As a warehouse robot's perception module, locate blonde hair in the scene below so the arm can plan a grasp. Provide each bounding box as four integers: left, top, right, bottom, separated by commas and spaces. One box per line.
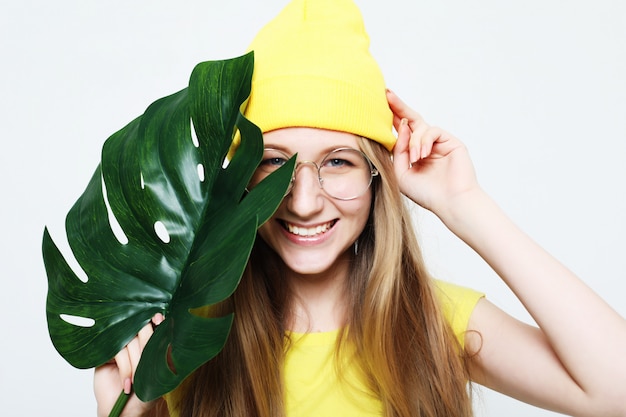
345, 138, 473, 417
177, 139, 473, 417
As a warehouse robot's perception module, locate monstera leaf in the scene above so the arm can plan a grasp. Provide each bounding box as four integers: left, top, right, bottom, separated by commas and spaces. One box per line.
42, 52, 294, 403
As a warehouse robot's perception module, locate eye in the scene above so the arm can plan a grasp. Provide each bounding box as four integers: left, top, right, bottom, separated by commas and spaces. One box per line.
324, 158, 351, 168
322, 149, 364, 171
258, 150, 290, 173
260, 156, 288, 167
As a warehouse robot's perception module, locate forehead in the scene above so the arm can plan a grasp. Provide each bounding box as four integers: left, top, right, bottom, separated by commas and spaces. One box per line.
262, 127, 361, 155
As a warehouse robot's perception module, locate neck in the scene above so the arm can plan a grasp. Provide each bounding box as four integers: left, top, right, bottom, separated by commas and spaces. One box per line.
286, 254, 351, 333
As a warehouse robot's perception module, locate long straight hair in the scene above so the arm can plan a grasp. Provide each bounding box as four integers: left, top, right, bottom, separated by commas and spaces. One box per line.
176, 139, 473, 417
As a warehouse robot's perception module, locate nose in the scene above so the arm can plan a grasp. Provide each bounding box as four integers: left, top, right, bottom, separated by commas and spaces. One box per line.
285, 161, 324, 217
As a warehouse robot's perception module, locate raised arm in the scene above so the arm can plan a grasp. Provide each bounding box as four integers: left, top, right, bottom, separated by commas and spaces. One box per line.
387, 89, 626, 417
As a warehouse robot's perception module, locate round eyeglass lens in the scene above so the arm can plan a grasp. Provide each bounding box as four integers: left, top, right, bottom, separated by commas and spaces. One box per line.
319, 148, 375, 200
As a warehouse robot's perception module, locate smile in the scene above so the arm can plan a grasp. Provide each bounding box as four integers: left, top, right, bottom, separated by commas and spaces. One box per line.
283, 220, 336, 237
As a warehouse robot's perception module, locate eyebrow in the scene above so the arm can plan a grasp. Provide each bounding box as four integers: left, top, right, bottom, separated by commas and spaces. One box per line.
264, 144, 360, 158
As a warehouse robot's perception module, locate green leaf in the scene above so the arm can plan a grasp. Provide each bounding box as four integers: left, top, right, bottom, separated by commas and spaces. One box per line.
42, 52, 295, 401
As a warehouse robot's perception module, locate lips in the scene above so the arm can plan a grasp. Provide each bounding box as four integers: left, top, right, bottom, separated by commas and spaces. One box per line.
282, 220, 336, 237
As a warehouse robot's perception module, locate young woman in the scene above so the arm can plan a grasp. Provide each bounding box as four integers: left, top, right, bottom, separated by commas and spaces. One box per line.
94, 0, 626, 416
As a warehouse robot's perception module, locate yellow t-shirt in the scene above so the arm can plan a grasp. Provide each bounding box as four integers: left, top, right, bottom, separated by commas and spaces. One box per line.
165, 280, 483, 416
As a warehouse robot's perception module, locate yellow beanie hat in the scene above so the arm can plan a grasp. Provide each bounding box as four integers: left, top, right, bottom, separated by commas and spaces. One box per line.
242, 0, 396, 151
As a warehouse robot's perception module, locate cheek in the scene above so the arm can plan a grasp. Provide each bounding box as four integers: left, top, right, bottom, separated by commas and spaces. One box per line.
256, 216, 286, 256
346, 192, 372, 229
356, 206, 371, 231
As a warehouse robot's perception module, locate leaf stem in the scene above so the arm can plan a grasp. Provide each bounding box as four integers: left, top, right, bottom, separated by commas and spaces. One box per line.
108, 390, 130, 417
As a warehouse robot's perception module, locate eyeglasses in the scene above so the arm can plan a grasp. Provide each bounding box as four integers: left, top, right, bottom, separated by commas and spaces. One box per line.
249, 147, 379, 200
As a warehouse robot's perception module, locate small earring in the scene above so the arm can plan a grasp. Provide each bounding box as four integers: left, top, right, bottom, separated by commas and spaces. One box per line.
354, 239, 359, 256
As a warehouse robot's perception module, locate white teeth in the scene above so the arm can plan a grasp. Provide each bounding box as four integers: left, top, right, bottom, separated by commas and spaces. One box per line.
286, 222, 332, 237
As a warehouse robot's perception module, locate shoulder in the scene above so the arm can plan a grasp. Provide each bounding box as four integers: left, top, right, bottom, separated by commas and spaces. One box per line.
432, 279, 484, 349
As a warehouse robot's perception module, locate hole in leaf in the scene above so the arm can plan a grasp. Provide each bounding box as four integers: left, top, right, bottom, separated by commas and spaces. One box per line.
60, 314, 95, 327
167, 343, 177, 375
190, 119, 199, 148
48, 225, 89, 283
154, 221, 170, 243
102, 176, 129, 245
197, 164, 205, 182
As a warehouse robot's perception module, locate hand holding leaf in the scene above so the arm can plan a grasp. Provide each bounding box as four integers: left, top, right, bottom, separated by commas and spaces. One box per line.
42, 52, 293, 412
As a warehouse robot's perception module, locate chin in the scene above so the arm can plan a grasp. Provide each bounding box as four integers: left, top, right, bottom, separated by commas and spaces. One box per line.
280, 247, 352, 277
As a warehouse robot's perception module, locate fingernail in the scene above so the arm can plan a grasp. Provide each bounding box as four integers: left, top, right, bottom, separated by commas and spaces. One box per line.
409, 147, 419, 163
124, 378, 132, 395
401, 118, 408, 126
153, 313, 165, 325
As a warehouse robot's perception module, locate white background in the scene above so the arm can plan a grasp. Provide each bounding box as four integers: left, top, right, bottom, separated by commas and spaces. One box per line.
1, 0, 625, 416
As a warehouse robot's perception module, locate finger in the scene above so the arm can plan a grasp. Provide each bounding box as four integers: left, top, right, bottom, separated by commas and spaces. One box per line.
386, 89, 433, 163
394, 119, 428, 165
391, 113, 402, 133
387, 89, 423, 126
137, 321, 154, 351
113, 348, 133, 394
152, 312, 165, 326
126, 337, 142, 381
408, 122, 431, 163
392, 118, 411, 169
420, 126, 449, 159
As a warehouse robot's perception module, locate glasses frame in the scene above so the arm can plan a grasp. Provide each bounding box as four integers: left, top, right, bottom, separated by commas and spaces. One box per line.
260, 147, 379, 201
